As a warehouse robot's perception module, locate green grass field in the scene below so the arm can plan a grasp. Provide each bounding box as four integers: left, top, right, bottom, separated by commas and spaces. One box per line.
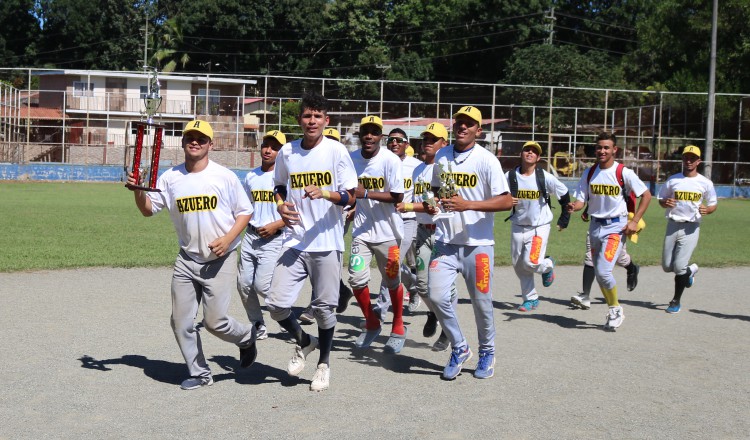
1, 181, 748, 272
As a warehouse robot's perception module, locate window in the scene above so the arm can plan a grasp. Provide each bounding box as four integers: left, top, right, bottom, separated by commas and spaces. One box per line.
140, 86, 148, 99
164, 122, 181, 137
73, 81, 94, 97
197, 88, 220, 114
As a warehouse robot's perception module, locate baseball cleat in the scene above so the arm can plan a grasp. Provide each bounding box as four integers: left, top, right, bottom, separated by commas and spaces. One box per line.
336, 281, 354, 314
473, 350, 495, 379
571, 293, 591, 310
310, 363, 330, 392
288, 335, 319, 376
239, 325, 258, 368
432, 331, 450, 352
442, 346, 472, 380
541, 256, 556, 287
518, 299, 539, 312
627, 263, 640, 291
666, 301, 681, 314
604, 306, 624, 330
423, 312, 438, 338
180, 376, 213, 390
687, 264, 699, 288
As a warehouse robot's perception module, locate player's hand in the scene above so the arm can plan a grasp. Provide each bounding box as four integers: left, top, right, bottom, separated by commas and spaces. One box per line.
396, 202, 406, 213
512, 197, 519, 206
354, 184, 367, 199
344, 206, 356, 222
277, 201, 301, 226
257, 224, 278, 238
303, 185, 325, 200
664, 198, 677, 208
621, 220, 639, 236
440, 194, 469, 212
698, 204, 709, 215
423, 201, 440, 216
125, 171, 142, 190
208, 236, 231, 257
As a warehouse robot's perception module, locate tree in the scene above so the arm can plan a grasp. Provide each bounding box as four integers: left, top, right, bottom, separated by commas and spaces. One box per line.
36, 0, 143, 70
0, 0, 41, 69
152, 17, 190, 72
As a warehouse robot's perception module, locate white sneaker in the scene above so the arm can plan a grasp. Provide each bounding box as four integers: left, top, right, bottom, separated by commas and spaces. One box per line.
571, 293, 591, 310
604, 306, 624, 329
407, 294, 422, 313
687, 263, 699, 288
310, 363, 330, 391
255, 322, 268, 341
287, 335, 319, 376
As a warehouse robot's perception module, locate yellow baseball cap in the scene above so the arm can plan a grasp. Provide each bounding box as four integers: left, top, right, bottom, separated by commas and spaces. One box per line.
453, 106, 482, 125
184, 120, 213, 140
263, 130, 286, 145
421, 122, 448, 140
683, 145, 701, 158
360, 115, 383, 130
323, 128, 341, 141
522, 141, 542, 155
627, 212, 646, 244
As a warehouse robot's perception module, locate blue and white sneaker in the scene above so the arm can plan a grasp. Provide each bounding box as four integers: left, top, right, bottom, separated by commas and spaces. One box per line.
473, 350, 495, 379
442, 345, 473, 380
687, 264, 699, 288
666, 301, 681, 314
518, 299, 539, 312
542, 257, 556, 287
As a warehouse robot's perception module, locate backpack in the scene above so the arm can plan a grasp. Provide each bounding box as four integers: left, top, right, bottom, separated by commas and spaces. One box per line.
505, 166, 551, 222
584, 163, 636, 214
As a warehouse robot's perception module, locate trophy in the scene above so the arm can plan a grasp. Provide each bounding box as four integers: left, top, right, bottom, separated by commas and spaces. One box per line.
125, 67, 164, 192
429, 163, 458, 219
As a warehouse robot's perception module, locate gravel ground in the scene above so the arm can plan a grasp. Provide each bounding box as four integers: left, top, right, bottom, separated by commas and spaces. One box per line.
0, 265, 748, 439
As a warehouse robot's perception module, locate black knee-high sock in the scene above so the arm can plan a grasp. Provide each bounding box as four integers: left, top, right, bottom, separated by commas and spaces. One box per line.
582, 264, 596, 296
278, 315, 310, 348
673, 271, 691, 303
317, 326, 335, 366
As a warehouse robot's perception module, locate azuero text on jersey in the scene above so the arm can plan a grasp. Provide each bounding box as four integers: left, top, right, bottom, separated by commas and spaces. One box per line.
176, 195, 218, 213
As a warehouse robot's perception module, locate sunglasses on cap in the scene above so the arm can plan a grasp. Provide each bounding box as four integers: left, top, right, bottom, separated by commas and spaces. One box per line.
387, 136, 407, 144
422, 135, 440, 144
184, 135, 210, 145
360, 126, 382, 136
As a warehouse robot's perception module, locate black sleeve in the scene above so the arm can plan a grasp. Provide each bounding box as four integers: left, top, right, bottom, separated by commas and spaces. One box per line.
557, 192, 571, 229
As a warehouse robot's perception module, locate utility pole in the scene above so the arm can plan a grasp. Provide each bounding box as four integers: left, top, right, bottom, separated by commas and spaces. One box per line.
141, 4, 149, 72
704, 0, 718, 179
545, 7, 556, 45
376, 64, 391, 117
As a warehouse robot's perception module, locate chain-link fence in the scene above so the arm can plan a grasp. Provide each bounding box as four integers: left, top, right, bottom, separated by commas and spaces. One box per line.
2, 68, 749, 186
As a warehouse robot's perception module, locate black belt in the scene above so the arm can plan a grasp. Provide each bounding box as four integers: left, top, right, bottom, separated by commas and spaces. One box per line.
248, 224, 282, 236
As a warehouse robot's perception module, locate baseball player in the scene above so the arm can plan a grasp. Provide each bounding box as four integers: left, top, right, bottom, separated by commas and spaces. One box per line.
658, 145, 717, 314
570, 232, 640, 310
298, 126, 355, 323
267, 92, 358, 392
127, 120, 257, 390
348, 115, 407, 353
425, 106, 513, 380
567, 132, 651, 330
410, 122, 457, 352
373, 128, 422, 319
506, 141, 570, 312
237, 130, 287, 340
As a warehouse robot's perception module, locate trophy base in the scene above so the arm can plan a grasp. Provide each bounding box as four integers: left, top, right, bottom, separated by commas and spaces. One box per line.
125, 183, 162, 192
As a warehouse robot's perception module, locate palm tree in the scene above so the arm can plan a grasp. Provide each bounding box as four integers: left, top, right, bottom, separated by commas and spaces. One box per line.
152, 17, 190, 72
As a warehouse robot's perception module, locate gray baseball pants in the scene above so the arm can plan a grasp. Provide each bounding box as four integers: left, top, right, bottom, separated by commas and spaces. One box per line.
171, 250, 254, 379
237, 230, 283, 323
266, 248, 342, 330
662, 219, 700, 276
428, 242, 496, 354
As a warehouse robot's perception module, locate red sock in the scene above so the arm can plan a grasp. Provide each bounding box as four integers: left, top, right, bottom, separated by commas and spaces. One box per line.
353, 286, 381, 330
389, 284, 405, 335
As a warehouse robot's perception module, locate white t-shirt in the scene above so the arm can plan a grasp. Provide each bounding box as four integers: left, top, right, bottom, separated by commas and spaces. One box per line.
574, 162, 648, 219
148, 160, 253, 264
400, 155, 423, 220
413, 162, 436, 225
658, 172, 717, 223
431, 145, 509, 246
243, 166, 282, 228
506, 167, 569, 227
274, 137, 358, 252
350, 148, 405, 243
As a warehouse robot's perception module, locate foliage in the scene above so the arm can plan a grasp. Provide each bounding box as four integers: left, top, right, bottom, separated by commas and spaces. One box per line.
0, 0, 40, 68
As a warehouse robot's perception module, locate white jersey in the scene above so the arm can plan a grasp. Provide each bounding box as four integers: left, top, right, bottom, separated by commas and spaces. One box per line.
243, 166, 282, 228
400, 155, 423, 220
658, 172, 717, 223
506, 167, 569, 227
350, 148, 405, 243
274, 136, 358, 252
413, 162, 436, 225
574, 162, 648, 219
148, 160, 253, 264
431, 144, 509, 246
